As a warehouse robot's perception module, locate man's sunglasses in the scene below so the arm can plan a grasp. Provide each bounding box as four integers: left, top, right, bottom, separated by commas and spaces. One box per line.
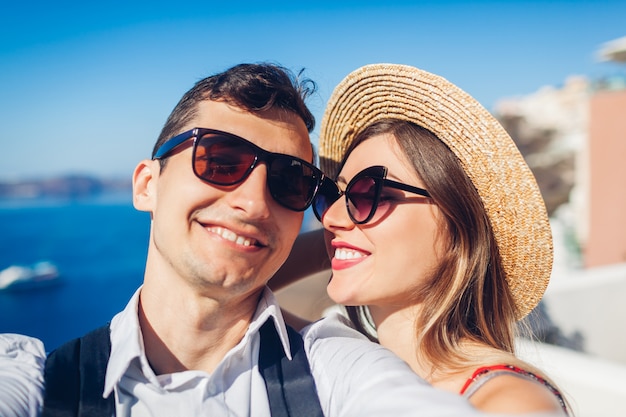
313, 165, 431, 224
152, 128, 324, 212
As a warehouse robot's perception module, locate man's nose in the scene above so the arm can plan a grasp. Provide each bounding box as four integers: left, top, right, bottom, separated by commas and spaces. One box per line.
224, 164, 272, 220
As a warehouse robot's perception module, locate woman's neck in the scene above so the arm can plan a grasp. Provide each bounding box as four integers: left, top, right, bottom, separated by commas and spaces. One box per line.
370, 305, 480, 391
370, 305, 432, 377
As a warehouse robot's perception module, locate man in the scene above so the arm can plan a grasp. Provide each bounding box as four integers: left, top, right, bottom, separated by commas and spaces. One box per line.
0, 63, 481, 416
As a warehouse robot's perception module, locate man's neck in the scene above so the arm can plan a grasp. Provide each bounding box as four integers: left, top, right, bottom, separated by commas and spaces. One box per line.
138, 281, 262, 375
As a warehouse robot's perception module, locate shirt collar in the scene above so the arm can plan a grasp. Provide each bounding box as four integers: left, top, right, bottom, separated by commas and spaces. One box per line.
103, 286, 291, 398
104, 287, 146, 397
249, 287, 293, 360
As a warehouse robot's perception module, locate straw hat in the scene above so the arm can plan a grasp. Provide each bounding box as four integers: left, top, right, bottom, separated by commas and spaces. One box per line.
319, 63, 552, 320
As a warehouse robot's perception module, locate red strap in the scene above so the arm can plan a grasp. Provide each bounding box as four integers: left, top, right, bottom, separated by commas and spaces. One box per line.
459, 364, 529, 394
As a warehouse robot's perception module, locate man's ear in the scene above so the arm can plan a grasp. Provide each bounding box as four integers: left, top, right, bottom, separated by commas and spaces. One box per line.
133, 159, 158, 213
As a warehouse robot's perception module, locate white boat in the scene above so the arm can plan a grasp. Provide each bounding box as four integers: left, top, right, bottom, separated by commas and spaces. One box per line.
0, 261, 60, 291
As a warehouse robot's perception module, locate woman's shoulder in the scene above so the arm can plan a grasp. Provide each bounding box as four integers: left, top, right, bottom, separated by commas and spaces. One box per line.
461, 364, 568, 415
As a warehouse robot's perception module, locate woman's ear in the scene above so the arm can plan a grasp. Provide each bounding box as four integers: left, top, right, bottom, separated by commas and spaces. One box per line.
133, 159, 158, 213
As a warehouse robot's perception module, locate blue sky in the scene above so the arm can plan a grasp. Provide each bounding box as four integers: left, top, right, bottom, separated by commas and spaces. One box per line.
1, 0, 624, 180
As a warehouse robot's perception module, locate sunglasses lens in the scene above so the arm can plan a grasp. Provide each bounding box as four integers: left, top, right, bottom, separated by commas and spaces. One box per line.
313, 177, 341, 221
268, 157, 320, 211
346, 176, 378, 223
192, 131, 320, 211
193, 134, 256, 185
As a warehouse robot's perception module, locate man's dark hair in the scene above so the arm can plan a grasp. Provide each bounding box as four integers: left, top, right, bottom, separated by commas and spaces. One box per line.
152, 63, 317, 158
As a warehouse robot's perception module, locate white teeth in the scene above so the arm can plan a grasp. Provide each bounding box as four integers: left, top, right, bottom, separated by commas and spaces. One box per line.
334, 248, 366, 260
236, 236, 251, 246
210, 227, 256, 247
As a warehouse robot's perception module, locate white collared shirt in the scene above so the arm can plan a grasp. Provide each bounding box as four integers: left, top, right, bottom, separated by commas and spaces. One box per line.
104, 287, 293, 416
0, 286, 483, 416
0, 334, 45, 417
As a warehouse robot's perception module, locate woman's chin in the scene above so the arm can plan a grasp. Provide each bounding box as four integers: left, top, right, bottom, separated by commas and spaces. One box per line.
327, 279, 366, 306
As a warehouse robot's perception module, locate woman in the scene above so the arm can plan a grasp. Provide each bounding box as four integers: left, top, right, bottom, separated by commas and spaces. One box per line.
274, 64, 570, 415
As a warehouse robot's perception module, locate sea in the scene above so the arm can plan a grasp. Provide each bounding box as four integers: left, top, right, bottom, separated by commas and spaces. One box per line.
0, 191, 318, 352
0, 191, 149, 351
